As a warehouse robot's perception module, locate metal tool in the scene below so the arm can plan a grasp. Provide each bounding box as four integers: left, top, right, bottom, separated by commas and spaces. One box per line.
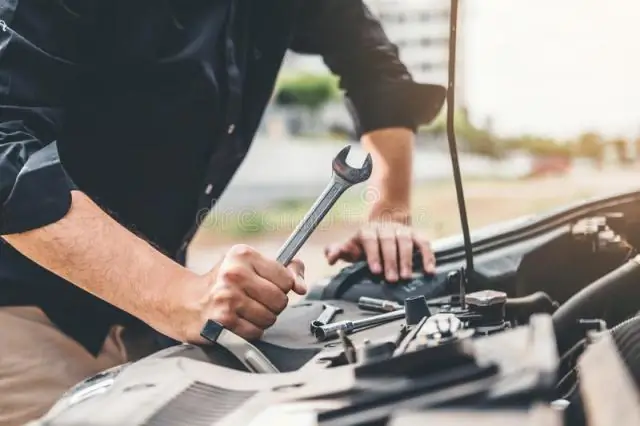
358, 296, 403, 313
276, 145, 373, 265
200, 320, 279, 374
338, 330, 357, 364
198, 146, 371, 372
314, 309, 406, 341
310, 304, 344, 332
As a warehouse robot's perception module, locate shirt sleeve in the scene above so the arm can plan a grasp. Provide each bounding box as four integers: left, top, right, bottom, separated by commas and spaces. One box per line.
0, 4, 78, 235
290, 0, 447, 137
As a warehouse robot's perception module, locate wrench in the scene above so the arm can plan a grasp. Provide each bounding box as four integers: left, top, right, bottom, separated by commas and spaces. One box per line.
276, 145, 373, 266
314, 309, 406, 341
200, 146, 371, 371
310, 304, 344, 333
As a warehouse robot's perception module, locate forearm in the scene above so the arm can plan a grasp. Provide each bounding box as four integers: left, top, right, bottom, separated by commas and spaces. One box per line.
1, 190, 197, 335
361, 128, 414, 221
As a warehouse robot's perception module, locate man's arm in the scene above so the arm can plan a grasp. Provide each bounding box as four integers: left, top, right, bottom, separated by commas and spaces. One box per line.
3, 191, 199, 340
291, 0, 445, 279
0, 5, 302, 342
290, 0, 446, 137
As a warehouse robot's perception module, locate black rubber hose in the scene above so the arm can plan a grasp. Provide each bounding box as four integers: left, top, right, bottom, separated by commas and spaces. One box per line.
610, 313, 640, 388
552, 256, 640, 354
505, 291, 559, 322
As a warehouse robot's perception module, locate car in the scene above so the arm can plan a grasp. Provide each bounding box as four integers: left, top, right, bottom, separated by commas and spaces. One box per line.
29, 1, 640, 425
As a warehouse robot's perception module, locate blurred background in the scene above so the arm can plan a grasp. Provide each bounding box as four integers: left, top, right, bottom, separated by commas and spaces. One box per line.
188, 0, 640, 284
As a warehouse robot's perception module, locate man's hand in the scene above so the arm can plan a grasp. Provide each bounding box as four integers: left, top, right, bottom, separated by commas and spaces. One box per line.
3, 191, 305, 345
325, 219, 435, 282
324, 128, 436, 282
178, 245, 306, 343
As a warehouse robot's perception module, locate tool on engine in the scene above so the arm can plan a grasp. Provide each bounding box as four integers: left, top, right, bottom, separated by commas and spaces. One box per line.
275, 145, 373, 265
200, 320, 279, 374
404, 295, 431, 325
310, 304, 344, 333
314, 309, 406, 341
199, 146, 371, 372
465, 290, 509, 334
338, 330, 357, 364
447, 269, 467, 310
394, 315, 429, 356
358, 296, 403, 313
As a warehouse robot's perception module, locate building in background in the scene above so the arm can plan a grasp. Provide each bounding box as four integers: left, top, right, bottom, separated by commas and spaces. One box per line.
269, 0, 468, 139
282, 0, 467, 107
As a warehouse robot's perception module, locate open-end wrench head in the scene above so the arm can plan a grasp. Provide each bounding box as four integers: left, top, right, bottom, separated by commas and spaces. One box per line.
332, 146, 373, 184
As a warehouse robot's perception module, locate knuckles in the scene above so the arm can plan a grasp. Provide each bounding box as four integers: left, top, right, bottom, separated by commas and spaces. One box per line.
219, 265, 247, 283
228, 244, 255, 259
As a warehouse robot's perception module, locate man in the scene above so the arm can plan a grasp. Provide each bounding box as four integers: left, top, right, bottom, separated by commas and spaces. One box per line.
0, 1, 445, 424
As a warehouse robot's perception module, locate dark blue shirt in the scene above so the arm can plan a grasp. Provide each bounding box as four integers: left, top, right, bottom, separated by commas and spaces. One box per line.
0, 0, 445, 353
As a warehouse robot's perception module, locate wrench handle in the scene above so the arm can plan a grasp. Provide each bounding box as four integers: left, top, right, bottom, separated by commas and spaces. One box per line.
276, 176, 349, 265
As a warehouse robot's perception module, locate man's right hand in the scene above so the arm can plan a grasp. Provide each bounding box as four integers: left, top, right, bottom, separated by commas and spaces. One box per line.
176, 244, 307, 343
3, 192, 305, 345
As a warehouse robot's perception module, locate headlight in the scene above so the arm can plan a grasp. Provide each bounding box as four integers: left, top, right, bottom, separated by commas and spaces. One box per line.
43, 363, 130, 418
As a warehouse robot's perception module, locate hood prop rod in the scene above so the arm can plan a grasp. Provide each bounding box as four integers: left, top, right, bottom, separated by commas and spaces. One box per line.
446, 0, 475, 293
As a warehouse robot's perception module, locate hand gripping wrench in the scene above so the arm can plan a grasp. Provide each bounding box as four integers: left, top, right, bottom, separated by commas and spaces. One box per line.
201, 145, 372, 373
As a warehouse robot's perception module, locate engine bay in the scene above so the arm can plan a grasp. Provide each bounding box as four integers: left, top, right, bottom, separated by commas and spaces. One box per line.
32, 211, 640, 426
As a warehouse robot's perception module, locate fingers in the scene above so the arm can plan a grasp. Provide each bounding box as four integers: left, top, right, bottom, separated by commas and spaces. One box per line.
287, 258, 307, 295
324, 241, 363, 265
324, 243, 342, 265
236, 297, 278, 329
228, 244, 295, 293
396, 228, 414, 279
360, 226, 382, 275
242, 275, 289, 314
356, 224, 436, 282
377, 224, 399, 282
232, 318, 264, 341
415, 238, 436, 274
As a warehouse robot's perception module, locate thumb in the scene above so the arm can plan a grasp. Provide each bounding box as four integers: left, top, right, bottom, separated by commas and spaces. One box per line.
324, 244, 343, 265
287, 258, 307, 295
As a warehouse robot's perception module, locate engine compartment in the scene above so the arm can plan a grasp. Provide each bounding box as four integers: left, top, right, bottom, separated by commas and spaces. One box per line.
31, 210, 640, 426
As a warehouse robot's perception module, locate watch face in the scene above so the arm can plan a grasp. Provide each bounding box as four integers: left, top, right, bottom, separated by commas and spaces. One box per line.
465, 290, 507, 306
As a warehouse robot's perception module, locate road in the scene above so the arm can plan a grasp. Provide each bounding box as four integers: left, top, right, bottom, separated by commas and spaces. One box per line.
214, 137, 532, 210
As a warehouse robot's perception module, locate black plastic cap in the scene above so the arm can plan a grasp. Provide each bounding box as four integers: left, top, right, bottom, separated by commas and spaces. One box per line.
404, 295, 431, 325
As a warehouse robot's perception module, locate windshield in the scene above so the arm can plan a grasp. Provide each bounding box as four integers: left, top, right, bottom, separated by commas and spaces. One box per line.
190, 0, 640, 285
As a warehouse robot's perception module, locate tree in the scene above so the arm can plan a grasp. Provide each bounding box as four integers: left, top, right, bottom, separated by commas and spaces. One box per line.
419, 109, 503, 158
610, 138, 631, 165
574, 132, 604, 165
274, 73, 340, 110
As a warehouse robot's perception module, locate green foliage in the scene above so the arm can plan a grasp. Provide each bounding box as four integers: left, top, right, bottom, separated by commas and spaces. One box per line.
505, 136, 572, 158
420, 109, 503, 158
275, 73, 340, 110
419, 110, 614, 161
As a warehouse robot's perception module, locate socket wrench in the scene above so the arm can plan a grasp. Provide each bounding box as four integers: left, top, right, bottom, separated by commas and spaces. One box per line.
314, 309, 406, 341
310, 304, 344, 332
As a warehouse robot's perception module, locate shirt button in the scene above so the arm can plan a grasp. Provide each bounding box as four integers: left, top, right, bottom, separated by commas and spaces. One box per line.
205, 184, 213, 195
227, 124, 236, 134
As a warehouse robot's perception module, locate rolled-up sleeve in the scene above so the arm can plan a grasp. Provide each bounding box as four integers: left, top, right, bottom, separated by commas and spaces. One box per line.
290, 0, 447, 137
0, 4, 78, 235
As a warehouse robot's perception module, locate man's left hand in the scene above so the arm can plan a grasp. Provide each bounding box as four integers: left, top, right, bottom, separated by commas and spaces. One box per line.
324, 217, 436, 283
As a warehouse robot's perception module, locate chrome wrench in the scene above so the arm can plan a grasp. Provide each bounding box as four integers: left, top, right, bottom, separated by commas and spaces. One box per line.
200, 145, 372, 372
276, 145, 373, 265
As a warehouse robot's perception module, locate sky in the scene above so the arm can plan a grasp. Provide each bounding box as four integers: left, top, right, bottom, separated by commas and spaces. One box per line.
462, 0, 640, 139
